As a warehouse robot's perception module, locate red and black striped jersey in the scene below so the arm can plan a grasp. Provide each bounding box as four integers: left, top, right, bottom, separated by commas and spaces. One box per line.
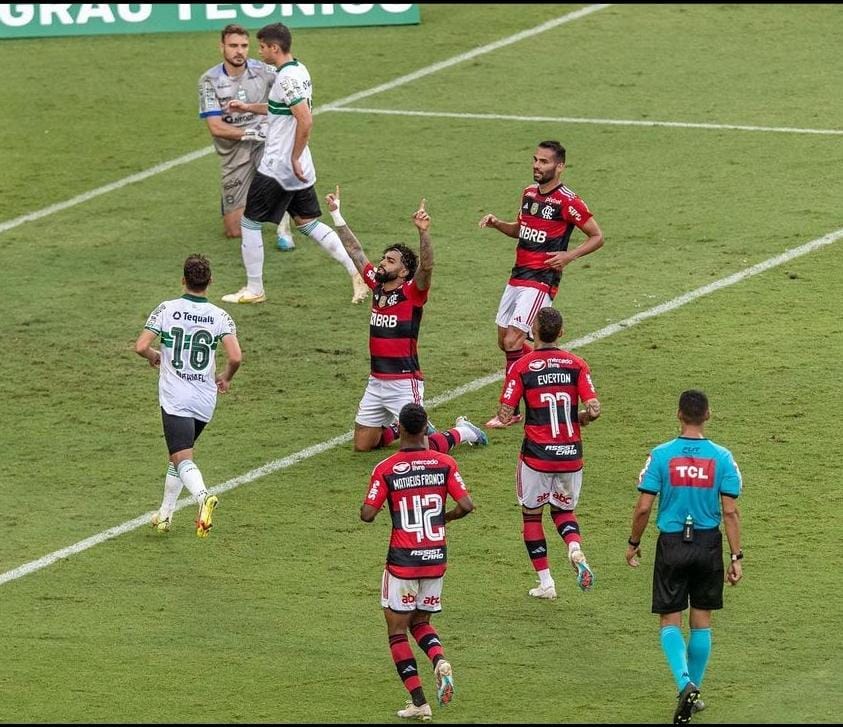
500, 347, 598, 472
510, 184, 593, 298
362, 262, 428, 380
364, 448, 469, 578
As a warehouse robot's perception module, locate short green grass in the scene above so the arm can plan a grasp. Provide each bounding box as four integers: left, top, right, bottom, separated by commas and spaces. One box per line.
1, 4, 841, 723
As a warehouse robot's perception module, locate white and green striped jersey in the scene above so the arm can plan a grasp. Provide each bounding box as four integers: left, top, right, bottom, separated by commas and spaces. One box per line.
258, 58, 316, 191
144, 295, 237, 422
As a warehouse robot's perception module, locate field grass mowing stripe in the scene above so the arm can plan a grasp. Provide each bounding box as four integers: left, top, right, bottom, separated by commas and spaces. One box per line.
2, 225, 840, 588
0, 5, 609, 236
322, 5, 611, 111
332, 107, 843, 136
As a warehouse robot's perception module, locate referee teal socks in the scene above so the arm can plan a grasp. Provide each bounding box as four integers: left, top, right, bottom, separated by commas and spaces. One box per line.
660, 625, 691, 691
687, 628, 712, 688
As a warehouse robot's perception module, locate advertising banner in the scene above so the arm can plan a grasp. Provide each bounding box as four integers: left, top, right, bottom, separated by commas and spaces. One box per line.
0, 4, 420, 39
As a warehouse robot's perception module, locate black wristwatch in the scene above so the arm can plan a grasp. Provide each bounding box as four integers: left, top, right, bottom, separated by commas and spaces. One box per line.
730, 550, 744, 562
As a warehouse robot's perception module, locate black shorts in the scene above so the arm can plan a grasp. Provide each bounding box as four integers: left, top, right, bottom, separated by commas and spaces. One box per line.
652, 528, 724, 613
243, 171, 322, 224
161, 408, 208, 455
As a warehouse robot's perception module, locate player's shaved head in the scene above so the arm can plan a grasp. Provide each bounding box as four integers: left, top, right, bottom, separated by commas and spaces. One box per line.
399, 403, 428, 436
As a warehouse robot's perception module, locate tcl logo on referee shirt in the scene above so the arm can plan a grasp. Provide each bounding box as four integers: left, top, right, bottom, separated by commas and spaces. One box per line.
669, 457, 715, 488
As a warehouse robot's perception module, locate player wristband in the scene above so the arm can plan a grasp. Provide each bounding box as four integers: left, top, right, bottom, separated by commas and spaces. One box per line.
330, 210, 346, 227
628, 538, 640, 547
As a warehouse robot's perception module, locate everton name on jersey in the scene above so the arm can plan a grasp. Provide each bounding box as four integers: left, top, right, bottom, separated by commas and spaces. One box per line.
501, 347, 598, 472
365, 449, 469, 578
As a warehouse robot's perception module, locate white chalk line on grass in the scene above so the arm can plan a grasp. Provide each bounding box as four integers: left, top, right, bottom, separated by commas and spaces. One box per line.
2, 225, 841, 587
319, 4, 611, 111
331, 107, 843, 136
0, 5, 610, 237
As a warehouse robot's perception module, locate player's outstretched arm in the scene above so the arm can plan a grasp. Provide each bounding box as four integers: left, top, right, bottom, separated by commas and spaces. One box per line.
326, 186, 369, 274
479, 212, 519, 238
413, 198, 433, 291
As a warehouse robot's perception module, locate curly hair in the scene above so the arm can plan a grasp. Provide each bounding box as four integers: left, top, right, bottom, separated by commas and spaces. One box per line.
399, 403, 428, 435
183, 254, 212, 291
383, 244, 418, 281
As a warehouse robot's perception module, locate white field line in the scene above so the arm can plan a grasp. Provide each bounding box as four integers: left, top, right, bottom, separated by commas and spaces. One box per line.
2, 225, 841, 587
0, 5, 610, 236
321, 4, 611, 110
331, 107, 843, 136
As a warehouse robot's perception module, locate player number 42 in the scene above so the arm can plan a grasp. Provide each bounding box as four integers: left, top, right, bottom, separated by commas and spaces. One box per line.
399, 493, 444, 543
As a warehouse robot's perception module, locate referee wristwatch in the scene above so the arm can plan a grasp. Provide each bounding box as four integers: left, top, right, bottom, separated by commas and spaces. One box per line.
730, 550, 744, 562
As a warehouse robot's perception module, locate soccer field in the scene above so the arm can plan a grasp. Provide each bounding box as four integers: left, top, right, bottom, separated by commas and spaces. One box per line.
1, 4, 842, 723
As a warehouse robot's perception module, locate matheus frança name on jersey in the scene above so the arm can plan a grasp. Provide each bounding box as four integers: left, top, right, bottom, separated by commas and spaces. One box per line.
389, 472, 446, 490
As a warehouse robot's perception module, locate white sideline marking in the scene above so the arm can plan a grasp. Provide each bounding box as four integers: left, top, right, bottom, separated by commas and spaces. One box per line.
2, 225, 841, 587
0, 5, 610, 236
321, 4, 611, 110
0, 148, 215, 235
331, 107, 843, 136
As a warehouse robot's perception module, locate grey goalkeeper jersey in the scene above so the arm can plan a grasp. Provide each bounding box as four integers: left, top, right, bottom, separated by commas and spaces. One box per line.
198, 59, 276, 158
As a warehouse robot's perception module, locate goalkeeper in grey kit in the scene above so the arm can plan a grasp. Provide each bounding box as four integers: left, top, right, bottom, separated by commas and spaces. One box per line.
198, 23, 294, 248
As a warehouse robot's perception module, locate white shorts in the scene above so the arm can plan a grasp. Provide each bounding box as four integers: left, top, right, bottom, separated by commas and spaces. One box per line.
495, 284, 553, 333
355, 376, 425, 428
516, 459, 583, 510
381, 569, 443, 613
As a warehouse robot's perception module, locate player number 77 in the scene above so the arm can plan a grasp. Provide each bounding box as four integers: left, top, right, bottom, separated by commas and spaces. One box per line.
539, 391, 573, 439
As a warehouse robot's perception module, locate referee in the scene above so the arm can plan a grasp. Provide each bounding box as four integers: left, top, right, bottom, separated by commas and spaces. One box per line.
626, 390, 743, 724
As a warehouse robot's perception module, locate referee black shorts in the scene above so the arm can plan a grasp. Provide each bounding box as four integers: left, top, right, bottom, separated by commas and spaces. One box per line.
652, 528, 725, 613
244, 172, 322, 224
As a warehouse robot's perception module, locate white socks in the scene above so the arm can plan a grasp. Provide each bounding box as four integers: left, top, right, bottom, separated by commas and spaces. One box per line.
240, 217, 265, 293
537, 568, 555, 588
176, 459, 208, 504
569, 542, 585, 564
277, 212, 292, 238
297, 220, 356, 276
454, 422, 479, 444
158, 463, 183, 520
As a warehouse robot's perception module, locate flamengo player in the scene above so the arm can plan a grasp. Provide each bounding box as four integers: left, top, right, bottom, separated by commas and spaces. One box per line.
480, 140, 604, 428
361, 403, 474, 721
497, 307, 601, 599
326, 187, 487, 453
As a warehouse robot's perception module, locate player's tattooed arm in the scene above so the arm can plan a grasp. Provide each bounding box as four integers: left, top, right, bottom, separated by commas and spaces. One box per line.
578, 398, 601, 426
415, 230, 433, 290
326, 186, 369, 273
413, 198, 433, 291
497, 403, 516, 425
335, 225, 369, 273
